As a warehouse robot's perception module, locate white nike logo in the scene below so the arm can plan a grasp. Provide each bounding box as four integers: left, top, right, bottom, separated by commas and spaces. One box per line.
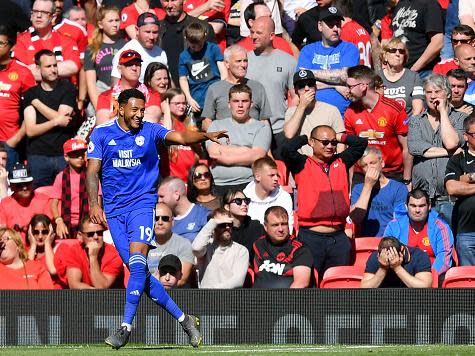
468, 160, 474, 164
191, 63, 209, 77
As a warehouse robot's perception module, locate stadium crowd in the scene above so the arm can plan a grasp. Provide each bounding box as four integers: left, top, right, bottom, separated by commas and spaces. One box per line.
1, 0, 475, 290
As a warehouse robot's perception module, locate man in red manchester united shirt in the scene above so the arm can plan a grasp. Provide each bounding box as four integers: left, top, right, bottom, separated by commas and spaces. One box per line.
344, 65, 412, 186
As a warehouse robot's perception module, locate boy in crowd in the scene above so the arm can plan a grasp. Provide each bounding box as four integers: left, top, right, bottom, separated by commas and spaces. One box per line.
179, 22, 226, 121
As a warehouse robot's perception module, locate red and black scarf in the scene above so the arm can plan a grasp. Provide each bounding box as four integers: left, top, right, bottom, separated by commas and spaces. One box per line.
61, 167, 89, 233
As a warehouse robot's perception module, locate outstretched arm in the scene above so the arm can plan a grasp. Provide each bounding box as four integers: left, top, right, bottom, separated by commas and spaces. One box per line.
165, 130, 228, 145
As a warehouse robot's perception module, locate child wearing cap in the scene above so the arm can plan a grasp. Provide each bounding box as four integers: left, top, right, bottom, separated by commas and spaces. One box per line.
178, 22, 227, 123
50, 138, 92, 239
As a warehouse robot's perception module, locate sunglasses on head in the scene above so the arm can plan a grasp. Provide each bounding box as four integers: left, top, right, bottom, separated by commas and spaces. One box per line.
216, 222, 233, 229
83, 230, 104, 238
229, 197, 251, 206
387, 48, 405, 54
33, 229, 49, 235
193, 171, 212, 180
155, 215, 172, 222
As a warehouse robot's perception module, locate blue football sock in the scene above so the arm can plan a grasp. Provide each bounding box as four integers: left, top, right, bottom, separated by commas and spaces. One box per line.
145, 274, 184, 320
123, 253, 148, 325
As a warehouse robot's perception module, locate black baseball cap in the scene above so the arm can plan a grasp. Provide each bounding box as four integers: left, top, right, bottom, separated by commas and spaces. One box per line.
158, 254, 182, 273
9, 162, 33, 184
319, 6, 344, 22
293, 69, 316, 86
137, 12, 160, 27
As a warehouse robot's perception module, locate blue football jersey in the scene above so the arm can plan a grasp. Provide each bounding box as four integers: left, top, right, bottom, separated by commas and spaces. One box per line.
88, 119, 170, 217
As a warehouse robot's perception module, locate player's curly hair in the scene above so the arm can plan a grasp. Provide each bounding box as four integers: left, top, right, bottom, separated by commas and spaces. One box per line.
118, 88, 145, 106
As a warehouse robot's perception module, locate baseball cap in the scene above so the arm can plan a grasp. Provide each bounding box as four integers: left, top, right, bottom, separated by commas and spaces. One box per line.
319, 6, 344, 22
293, 69, 316, 86
63, 138, 87, 155
9, 162, 33, 184
119, 50, 143, 65
137, 12, 160, 27
158, 254, 182, 274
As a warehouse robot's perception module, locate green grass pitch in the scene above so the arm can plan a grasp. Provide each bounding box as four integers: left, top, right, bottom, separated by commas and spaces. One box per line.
1, 344, 475, 355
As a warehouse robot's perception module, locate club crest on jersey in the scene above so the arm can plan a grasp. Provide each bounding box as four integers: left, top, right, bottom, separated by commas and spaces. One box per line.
8, 72, 18, 81
88, 141, 95, 153
377, 117, 387, 127
187, 222, 196, 230
135, 135, 145, 146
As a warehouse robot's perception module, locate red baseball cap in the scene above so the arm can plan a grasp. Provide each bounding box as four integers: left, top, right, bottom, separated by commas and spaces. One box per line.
63, 138, 88, 154
119, 50, 143, 65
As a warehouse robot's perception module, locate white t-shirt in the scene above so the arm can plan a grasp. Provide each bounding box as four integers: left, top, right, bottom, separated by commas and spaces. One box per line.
110, 39, 168, 83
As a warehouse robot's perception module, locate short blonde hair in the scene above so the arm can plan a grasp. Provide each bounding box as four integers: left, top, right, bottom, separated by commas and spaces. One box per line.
382, 37, 409, 66
0, 228, 27, 261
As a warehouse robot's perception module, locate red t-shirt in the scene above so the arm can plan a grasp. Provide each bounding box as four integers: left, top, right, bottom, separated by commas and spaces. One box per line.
344, 96, 408, 173
120, 4, 165, 30
432, 58, 459, 76
0, 260, 54, 290
0, 60, 36, 141
341, 20, 372, 67
408, 224, 435, 258
184, 0, 231, 53
14, 28, 81, 70
160, 120, 197, 182
0, 192, 52, 245
54, 19, 88, 60
54, 239, 123, 288
96, 82, 157, 119
238, 36, 294, 57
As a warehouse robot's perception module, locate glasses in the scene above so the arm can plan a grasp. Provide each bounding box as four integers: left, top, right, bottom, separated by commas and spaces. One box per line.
229, 197, 251, 206
346, 82, 367, 90
193, 172, 212, 180
466, 131, 475, 137
33, 229, 49, 235
170, 102, 187, 106
216, 222, 233, 229
155, 215, 172, 222
451, 38, 472, 45
387, 48, 405, 54
82, 230, 104, 238
311, 137, 338, 146
31, 9, 52, 17
296, 80, 316, 90
0, 40, 10, 48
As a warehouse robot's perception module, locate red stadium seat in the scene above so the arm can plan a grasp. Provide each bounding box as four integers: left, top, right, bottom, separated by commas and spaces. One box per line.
353, 237, 380, 269
313, 268, 319, 287
243, 267, 254, 288
431, 269, 439, 288
320, 266, 364, 288
123, 265, 130, 288
275, 160, 289, 187
442, 266, 475, 288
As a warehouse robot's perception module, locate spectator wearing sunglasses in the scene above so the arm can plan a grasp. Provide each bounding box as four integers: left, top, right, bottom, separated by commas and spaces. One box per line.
53, 213, 123, 289
192, 208, 248, 288
433, 25, 475, 76
283, 69, 344, 157
187, 163, 221, 211
377, 37, 424, 117
281, 124, 367, 277
158, 176, 211, 242
0, 163, 52, 246
223, 189, 265, 261
345, 65, 411, 186
147, 203, 194, 287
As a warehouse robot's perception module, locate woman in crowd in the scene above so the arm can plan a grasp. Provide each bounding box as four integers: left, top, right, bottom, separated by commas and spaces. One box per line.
378, 37, 424, 116
143, 62, 172, 123
0, 228, 54, 290
187, 163, 221, 210
223, 189, 265, 261
26, 215, 58, 278
84, 5, 125, 112
159, 88, 201, 182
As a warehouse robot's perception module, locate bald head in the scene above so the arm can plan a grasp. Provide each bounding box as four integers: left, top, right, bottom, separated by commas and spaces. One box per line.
455, 44, 475, 73
155, 202, 173, 216
251, 16, 275, 52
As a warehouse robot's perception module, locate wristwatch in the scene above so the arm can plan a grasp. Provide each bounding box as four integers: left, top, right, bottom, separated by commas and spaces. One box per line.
402, 178, 412, 185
